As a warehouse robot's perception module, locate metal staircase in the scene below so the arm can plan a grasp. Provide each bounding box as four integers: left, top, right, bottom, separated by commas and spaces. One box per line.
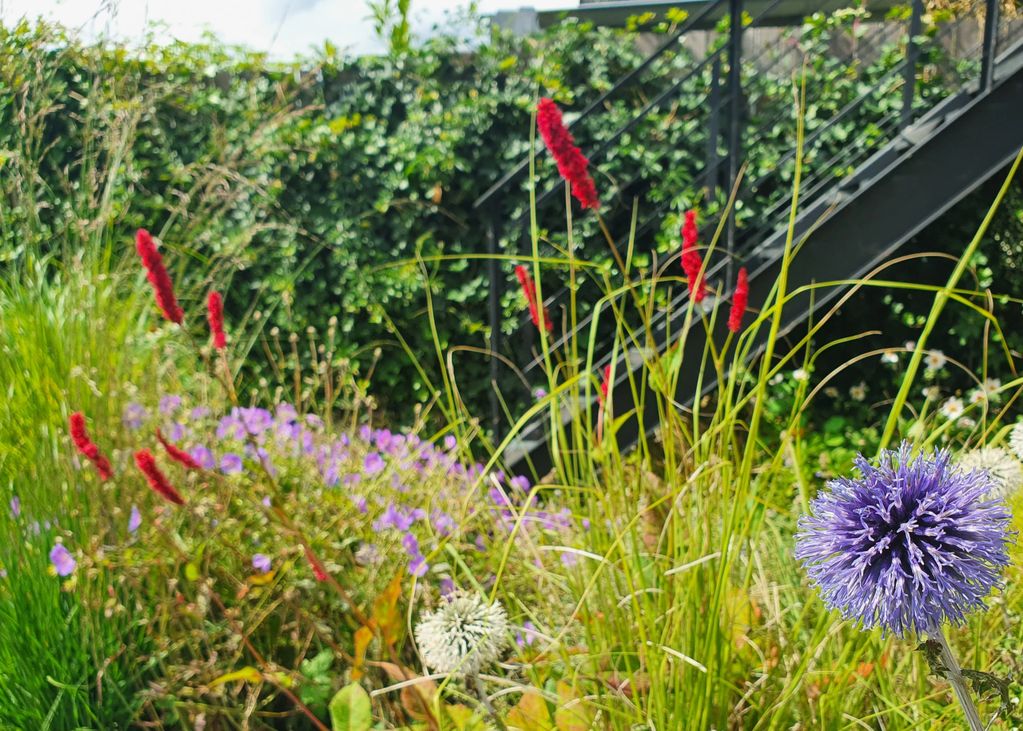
474, 0, 1023, 475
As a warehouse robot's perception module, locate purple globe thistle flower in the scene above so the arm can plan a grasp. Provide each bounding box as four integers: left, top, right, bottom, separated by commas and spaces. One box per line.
795, 444, 1013, 637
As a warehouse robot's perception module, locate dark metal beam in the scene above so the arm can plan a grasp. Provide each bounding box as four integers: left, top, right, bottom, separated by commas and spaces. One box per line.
506, 57, 1023, 477
536, 0, 902, 30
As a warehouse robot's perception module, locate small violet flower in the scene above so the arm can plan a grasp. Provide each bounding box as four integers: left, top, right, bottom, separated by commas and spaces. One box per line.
50, 544, 76, 577
252, 553, 272, 574
220, 453, 244, 475
128, 505, 142, 534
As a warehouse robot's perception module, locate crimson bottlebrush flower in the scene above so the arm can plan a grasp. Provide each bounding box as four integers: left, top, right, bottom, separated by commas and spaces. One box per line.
156, 429, 202, 470
796, 444, 1012, 637
680, 210, 706, 303
514, 265, 553, 332
727, 267, 749, 333
133, 449, 185, 506
305, 546, 328, 582
135, 228, 183, 325
536, 98, 600, 211
206, 291, 226, 349
68, 412, 113, 481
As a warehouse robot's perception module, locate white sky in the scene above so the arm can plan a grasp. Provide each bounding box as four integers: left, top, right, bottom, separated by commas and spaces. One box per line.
0, 0, 572, 58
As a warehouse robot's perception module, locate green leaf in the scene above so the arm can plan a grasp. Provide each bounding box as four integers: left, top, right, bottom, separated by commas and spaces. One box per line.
301, 648, 335, 678
329, 682, 373, 731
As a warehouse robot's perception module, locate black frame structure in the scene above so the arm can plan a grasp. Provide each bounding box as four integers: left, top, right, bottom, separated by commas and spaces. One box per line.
475, 0, 1023, 476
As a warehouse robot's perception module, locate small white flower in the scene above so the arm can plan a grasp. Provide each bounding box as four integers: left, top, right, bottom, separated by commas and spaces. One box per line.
823, 387, 840, 399
849, 382, 867, 402
957, 417, 977, 430
921, 386, 941, 401
792, 368, 809, 383
982, 377, 1002, 398
959, 446, 1023, 499
769, 373, 784, 386
904, 340, 917, 352
940, 397, 964, 420
414, 590, 509, 675
1009, 422, 1023, 462
881, 351, 899, 365
924, 349, 947, 371
968, 388, 987, 406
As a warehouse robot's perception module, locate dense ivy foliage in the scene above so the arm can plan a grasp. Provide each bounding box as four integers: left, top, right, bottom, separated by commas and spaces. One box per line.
0, 9, 1016, 422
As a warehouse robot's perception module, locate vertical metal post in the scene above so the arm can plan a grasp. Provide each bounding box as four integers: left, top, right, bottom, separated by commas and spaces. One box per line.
485, 208, 503, 436
705, 53, 723, 197
726, 0, 744, 285
980, 0, 1000, 92
901, 0, 924, 129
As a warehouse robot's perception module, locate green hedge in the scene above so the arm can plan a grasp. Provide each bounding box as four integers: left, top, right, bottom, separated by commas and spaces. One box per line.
0, 10, 1007, 422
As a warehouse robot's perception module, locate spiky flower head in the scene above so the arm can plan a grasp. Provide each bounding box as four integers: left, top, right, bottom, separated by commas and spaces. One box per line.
958, 447, 1023, 500
1009, 421, 1023, 462
795, 443, 1012, 637
414, 590, 509, 674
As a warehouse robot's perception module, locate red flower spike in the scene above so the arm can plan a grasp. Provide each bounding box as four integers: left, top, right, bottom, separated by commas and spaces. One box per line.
680, 210, 707, 303
682, 209, 699, 248
536, 98, 600, 211
728, 267, 749, 334
156, 429, 202, 470
69, 412, 113, 481
206, 291, 226, 350
133, 449, 185, 506
598, 364, 612, 404
305, 546, 328, 582
514, 265, 553, 332
135, 228, 184, 325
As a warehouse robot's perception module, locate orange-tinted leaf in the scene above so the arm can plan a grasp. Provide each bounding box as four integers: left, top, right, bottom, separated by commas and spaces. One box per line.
507, 689, 553, 730
554, 681, 593, 731
376, 662, 437, 724
352, 625, 374, 681
372, 572, 404, 646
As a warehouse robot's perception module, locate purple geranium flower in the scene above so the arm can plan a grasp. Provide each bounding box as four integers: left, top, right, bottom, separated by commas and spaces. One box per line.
122, 402, 147, 431
238, 407, 273, 436
795, 443, 1013, 637
363, 452, 385, 475
9, 496, 20, 518
252, 553, 272, 574
409, 554, 428, 577
401, 532, 420, 557
374, 504, 415, 532
190, 445, 216, 470
49, 544, 76, 577
220, 453, 244, 475
128, 506, 142, 533
159, 395, 182, 415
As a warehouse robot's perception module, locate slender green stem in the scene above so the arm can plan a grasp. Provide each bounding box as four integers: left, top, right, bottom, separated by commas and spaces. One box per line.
932, 628, 984, 731
879, 147, 1023, 451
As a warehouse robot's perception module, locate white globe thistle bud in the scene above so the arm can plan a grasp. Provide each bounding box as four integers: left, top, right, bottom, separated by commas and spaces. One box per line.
959, 447, 1023, 499
414, 591, 509, 675
1009, 422, 1023, 462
